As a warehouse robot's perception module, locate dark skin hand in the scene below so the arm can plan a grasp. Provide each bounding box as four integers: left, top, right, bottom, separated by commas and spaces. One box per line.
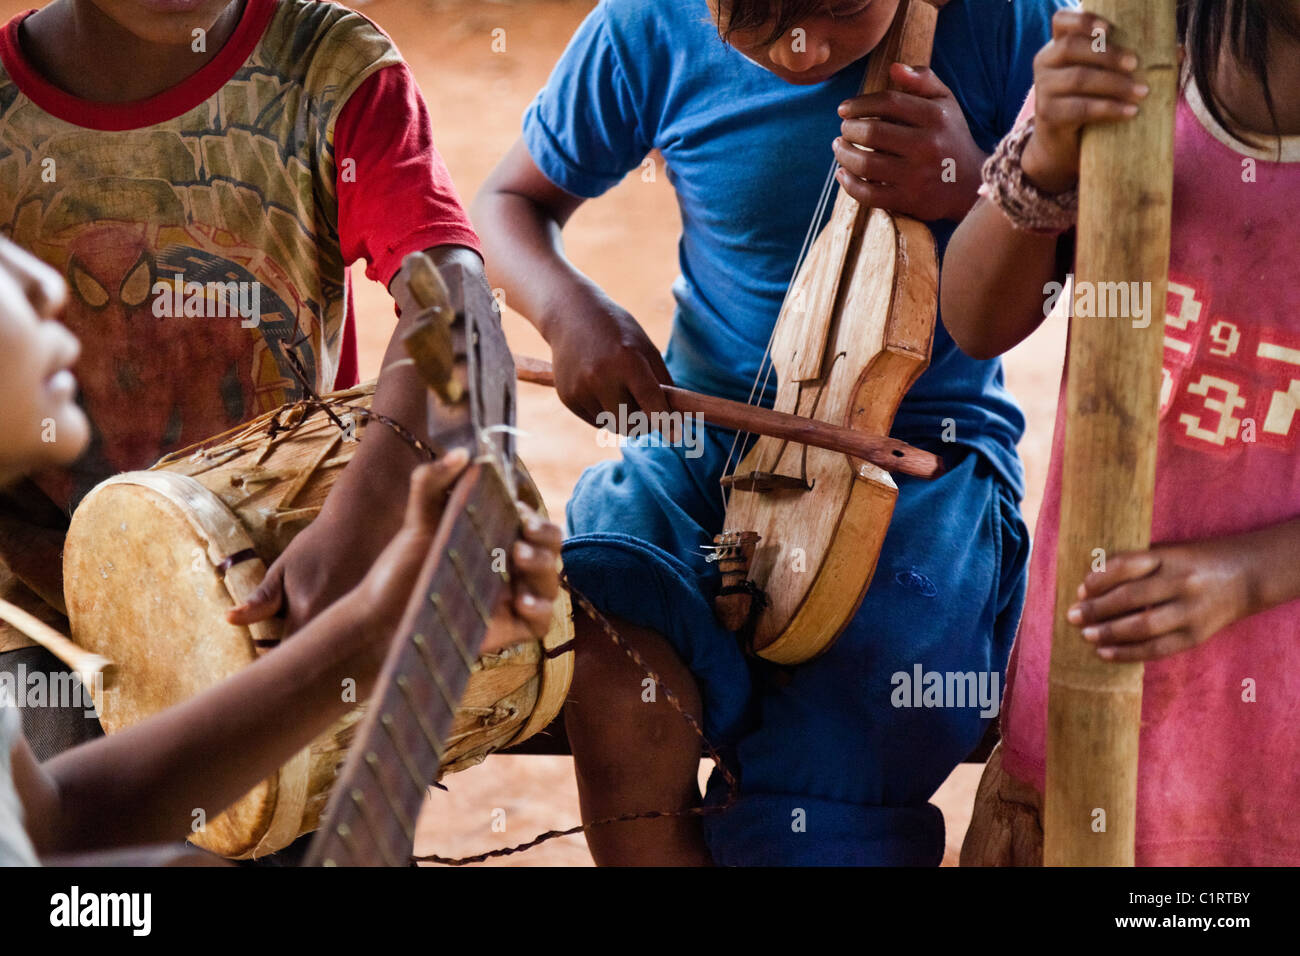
835, 62, 988, 223
1067, 520, 1300, 663
942, 9, 1300, 663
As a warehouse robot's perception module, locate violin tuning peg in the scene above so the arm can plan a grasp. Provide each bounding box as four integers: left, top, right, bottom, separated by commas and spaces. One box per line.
712, 532, 763, 634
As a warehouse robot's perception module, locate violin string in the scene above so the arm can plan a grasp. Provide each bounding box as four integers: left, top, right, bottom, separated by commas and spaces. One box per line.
716, 53, 875, 522
717, 157, 839, 517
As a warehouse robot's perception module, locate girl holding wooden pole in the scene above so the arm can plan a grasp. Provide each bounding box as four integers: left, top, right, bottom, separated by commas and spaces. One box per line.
943, 1, 1300, 865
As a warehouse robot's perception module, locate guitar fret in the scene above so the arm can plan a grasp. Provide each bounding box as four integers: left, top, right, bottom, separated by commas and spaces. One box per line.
463, 503, 490, 559
365, 752, 415, 843
381, 716, 430, 793
398, 674, 449, 760
350, 788, 400, 867
430, 593, 478, 669
412, 632, 463, 714
322, 821, 358, 867
448, 547, 493, 627
464, 504, 510, 585
305, 253, 525, 867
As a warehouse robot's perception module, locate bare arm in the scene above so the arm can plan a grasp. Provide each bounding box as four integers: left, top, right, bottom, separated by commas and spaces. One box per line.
228, 245, 493, 632
471, 139, 673, 428
940, 9, 1148, 360
940, 197, 1065, 359
472, 139, 592, 343
14, 593, 383, 855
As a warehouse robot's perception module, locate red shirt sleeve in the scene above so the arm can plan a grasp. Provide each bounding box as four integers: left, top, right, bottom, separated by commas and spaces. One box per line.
334, 62, 481, 288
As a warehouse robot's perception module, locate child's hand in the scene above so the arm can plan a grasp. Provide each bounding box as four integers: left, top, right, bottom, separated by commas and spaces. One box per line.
1021, 10, 1150, 194
347, 449, 562, 668
545, 289, 676, 436
1066, 540, 1256, 663
834, 63, 986, 223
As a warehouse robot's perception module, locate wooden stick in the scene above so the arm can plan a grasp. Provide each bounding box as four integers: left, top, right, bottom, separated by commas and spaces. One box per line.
0, 598, 116, 690
513, 355, 944, 480
1045, 0, 1177, 866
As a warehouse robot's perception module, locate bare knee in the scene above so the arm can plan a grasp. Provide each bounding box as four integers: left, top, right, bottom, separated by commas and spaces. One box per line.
564, 613, 702, 793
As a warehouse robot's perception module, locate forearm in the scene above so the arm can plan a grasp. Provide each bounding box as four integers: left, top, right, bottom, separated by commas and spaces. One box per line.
940, 198, 1065, 359
471, 188, 601, 343
318, 244, 483, 542
1235, 516, 1300, 618
32, 598, 385, 854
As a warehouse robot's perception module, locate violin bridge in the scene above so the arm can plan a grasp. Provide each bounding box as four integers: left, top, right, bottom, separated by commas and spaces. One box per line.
706, 531, 766, 634
719, 471, 811, 493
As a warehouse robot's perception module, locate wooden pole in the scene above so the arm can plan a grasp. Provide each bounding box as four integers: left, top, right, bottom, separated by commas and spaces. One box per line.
0, 598, 115, 689
1044, 0, 1177, 865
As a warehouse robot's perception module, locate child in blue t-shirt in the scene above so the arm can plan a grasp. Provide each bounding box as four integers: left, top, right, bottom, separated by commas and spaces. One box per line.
475, 0, 1067, 866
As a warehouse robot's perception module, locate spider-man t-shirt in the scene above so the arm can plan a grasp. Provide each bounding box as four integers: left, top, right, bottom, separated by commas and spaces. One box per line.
0, 0, 479, 512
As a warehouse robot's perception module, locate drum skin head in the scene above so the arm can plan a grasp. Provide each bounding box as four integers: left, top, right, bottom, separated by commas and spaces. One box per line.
64, 477, 289, 858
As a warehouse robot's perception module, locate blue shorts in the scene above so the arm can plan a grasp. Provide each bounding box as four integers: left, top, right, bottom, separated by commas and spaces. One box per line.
563, 424, 1029, 866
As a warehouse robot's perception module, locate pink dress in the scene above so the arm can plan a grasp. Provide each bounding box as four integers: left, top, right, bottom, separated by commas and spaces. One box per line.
999, 80, 1300, 865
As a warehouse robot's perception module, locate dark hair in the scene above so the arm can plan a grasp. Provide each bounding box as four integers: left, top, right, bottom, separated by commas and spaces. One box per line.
1179, 0, 1300, 147
714, 1, 833, 46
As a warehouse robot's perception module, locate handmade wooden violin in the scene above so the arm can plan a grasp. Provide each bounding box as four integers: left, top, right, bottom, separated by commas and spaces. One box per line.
713, 0, 949, 664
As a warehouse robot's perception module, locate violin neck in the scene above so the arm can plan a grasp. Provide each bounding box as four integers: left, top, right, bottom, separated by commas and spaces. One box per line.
831, 0, 945, 222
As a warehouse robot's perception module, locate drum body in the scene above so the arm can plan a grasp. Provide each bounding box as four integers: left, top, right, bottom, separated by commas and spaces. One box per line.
63, 383, 573, 858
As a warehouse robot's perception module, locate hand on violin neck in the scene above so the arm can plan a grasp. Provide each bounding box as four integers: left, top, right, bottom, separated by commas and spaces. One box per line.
543, 287, 676, 438
835, 63, 986, 222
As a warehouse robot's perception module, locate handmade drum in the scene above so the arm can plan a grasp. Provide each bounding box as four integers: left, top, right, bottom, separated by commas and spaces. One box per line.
63, 382, 574, 859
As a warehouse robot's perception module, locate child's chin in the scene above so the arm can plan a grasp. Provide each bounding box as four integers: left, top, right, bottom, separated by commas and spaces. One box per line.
101, 0, 233, 44
37, 411, 91, 466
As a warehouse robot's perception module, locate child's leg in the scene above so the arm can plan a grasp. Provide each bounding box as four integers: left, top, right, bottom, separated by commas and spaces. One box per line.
700, 450, 1031, 865
564, 611, 712, 865
558, 427, 756, 866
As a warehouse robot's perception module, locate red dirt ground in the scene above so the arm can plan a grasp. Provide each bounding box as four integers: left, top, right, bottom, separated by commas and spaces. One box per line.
5, 0, 1067, 866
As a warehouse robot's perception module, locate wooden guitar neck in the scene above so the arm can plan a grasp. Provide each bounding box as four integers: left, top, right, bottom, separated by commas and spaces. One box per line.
306, 250, 519, 867
305, 462, 517, 867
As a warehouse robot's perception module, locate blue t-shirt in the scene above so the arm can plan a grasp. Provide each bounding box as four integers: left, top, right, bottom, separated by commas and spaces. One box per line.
523, 0, 1070, 498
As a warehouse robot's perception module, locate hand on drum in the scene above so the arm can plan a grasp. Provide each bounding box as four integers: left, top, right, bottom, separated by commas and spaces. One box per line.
230, 447, 562, 668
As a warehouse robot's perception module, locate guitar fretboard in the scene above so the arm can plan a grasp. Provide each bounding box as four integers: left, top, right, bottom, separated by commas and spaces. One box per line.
306, 462, 518, 866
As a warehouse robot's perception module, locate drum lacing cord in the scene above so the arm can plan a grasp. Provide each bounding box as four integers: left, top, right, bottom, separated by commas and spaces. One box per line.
410, 574, 740, 866
273, 335, 442, 461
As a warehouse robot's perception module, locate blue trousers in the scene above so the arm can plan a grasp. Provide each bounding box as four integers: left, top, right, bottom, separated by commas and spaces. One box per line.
563, 424, 1029, 865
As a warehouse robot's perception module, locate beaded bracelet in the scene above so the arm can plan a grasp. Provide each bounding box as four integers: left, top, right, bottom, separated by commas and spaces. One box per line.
980, 119, 1079, 235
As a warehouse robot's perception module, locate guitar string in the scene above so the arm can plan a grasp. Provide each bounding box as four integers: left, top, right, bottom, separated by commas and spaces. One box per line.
715, 56, 873, 519
716, 159, 838, 518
